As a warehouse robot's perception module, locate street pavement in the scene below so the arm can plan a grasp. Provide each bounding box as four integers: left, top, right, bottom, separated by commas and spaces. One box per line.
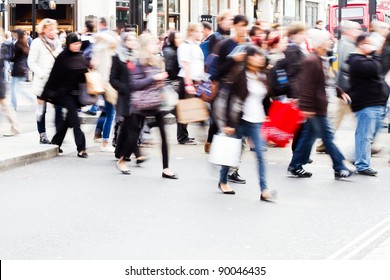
1, 84, 390, 260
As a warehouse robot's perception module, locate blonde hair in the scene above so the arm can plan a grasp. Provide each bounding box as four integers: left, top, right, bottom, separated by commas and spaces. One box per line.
217, 10, 232, 24
186, 22, 202, 39
287, 22, 306, 37
37, 18, 58, 35
137, 33, 162, 66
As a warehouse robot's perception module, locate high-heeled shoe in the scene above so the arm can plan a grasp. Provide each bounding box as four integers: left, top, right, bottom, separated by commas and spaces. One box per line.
162, 172, 178, 179
116, 161, 131, 175
218, 183, 235, 195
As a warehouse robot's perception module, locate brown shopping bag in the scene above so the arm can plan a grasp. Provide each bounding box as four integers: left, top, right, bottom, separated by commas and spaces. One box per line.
85, 70, 105, 95
176, 98, 209, 124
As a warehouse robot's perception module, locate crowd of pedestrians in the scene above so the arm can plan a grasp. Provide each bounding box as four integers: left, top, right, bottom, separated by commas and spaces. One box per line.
1, 11, 390, 202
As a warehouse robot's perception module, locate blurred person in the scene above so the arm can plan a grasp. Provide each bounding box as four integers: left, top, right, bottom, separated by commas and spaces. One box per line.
176, 22, 204, 145
214, 14, 249, 184
369, 21, 390, 52
28, 18, 64, 144
10, 29, 35, 111
90, 31, 118, 152
208, 10, 233, 54
249, 25, 263, 48
1, 31, 13, 83
381, 32, 390, 133
287, 29, 353, 179
348, 34, 389, 176
316, 20, 361, 153
41, 33, 89, 158
0, 44, 20, 136
315, 20, 324, 30
216, 45, 275, 201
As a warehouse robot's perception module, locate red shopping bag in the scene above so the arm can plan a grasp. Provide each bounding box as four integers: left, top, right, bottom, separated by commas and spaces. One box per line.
262, 101, 305, 147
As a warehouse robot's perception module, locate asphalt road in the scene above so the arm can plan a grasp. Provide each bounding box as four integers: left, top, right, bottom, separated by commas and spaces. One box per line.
1, 119, 390, 260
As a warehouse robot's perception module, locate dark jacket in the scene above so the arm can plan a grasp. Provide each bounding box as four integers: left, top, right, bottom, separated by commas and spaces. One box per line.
381, 45, 390, 74
110, 55, 132, 118
215, 39, 239, 82
284, 42, 304, 99
42, 48, 88, 103
162, 46, 180, 80
298, 53, 343, 116
348, 52, 389, 112
11, 42, 29, 77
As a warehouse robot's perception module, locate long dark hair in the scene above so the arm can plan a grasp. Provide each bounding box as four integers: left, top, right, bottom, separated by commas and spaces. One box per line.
15, 29, 29, 55
167, 31, 179, 50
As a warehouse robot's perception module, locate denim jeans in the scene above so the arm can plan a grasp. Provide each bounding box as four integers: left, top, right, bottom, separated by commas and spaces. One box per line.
289, 116, 346, 172
102, 100, 115, 142
354, 106, 386, 171
219, 120, 267, 191
11, 76, 36, 110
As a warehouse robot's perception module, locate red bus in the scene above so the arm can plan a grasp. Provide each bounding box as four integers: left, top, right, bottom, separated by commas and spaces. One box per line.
328, 2, 386, 38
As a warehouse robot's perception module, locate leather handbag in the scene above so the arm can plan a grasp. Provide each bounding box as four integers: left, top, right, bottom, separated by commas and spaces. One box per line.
131, 85, 162, 111
78, 83, 99, 106
85, 70, 105, 95
104, 81, 118, 105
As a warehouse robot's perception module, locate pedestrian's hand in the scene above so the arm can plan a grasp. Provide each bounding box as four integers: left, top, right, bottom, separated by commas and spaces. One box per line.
222, 127, 235, 135
232, 52, 246, 62
341, 92, 351, 105
153, 72, 168, 81
302, 111, 315, 118
185, 85, 196, 95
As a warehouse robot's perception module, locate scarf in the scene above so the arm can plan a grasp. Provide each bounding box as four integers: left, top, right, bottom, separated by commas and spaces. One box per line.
117, 44, 134, 63
41, 35, 59, 51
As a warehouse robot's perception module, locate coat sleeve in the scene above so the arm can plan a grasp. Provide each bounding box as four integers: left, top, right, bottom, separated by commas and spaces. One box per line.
27, 39, 45, 79
109, 56, 129, 96
131, 64, 156, 91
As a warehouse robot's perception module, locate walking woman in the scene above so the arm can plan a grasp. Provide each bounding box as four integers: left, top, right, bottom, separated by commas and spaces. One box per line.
11, 29, 36, 110
28, 18, 64, 144
41, 33, 89, 158
217, 45, 274, 201
110, 31, 145, 173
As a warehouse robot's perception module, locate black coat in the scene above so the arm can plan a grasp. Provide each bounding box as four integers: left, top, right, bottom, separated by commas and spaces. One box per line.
348, 53, 389, 112
110, 55, 132, 118
162, 46, 180, 80
42, 48, 88, 103
11, 43, 29, 77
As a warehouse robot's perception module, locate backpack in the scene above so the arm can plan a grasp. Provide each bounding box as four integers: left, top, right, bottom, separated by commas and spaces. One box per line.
205, 37, 228, 79
1, 41, 15, 61
268, 58, 291, 97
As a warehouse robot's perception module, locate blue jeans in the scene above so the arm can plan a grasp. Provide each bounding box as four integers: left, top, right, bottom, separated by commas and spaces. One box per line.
219, 120, 267, 191
102, 100, 115, 141
11, 76, 36, 110
289, 116, 346, 172
37, 103, 64, 134
354, 106, 386, 171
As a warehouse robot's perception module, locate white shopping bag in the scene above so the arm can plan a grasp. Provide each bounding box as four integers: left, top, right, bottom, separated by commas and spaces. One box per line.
209, 134, 242, 167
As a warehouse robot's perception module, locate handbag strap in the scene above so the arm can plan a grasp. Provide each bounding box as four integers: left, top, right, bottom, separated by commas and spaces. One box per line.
41, 38, 57, 60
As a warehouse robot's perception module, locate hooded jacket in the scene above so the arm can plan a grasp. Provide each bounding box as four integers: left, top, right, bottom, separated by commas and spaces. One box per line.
347, 52, 389, 112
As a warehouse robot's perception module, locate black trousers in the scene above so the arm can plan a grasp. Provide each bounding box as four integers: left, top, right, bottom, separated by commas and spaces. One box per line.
115, 114, 144, 160
175, 77, 190, 143
51, 95, 86, 152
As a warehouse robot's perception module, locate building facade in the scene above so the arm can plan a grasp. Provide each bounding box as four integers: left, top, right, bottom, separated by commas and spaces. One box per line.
0, 0, 331, 36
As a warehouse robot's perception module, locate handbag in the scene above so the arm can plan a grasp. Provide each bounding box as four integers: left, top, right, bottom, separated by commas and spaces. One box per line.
104, 81, 118, 105
78, 83, 99, 106
209, 134, 242, 167
160, 84, 178, 111
85, 70, 105, 95
176, 98, 209, 124
261, 100, 304, 147
131, 85, 162, 111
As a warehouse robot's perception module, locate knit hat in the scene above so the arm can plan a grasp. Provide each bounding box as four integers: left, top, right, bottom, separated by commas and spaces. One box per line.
66, 32, 81, 46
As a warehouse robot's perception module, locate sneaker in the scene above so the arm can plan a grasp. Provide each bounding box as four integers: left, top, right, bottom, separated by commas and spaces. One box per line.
287, 167, 313, 178
335, 169, 354, 180
179, 139, 197, 145
94, 132, 102, 142
39, 133, 51, 144
228, 171, 246, 184
357, 168, 378, 176
84, 110, 97, 116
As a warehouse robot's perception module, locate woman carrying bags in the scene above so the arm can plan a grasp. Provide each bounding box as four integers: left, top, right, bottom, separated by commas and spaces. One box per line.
216, 45, 275, 201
